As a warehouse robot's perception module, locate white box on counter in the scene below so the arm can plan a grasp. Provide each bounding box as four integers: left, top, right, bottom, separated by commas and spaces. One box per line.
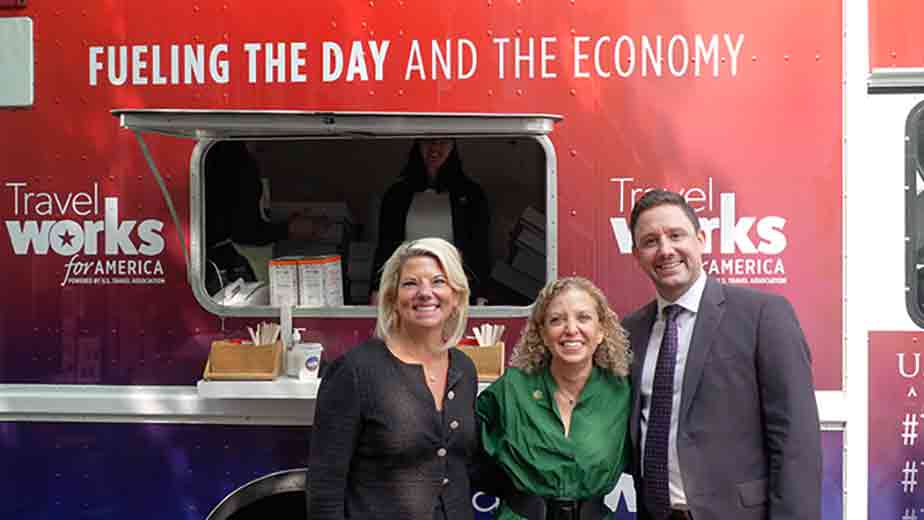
270, 255, 344, 307
269, 259, 299, 307
297, 255, 343, 307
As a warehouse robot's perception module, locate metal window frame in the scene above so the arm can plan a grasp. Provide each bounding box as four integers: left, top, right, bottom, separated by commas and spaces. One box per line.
114, 109, 562, 318
905, 100, 924, 327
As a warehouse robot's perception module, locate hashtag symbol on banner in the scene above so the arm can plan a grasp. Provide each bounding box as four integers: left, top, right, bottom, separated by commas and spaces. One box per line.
903, 508, 919, 520
903, 413, 921, 446
902, 460, 920, 493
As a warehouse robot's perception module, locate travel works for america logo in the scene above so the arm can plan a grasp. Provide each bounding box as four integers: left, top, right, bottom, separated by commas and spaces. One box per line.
608, 177, 788, 285
4, 182, 166, 286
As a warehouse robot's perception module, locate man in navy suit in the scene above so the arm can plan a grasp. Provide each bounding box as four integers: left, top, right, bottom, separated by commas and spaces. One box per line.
622, 189, 821, 520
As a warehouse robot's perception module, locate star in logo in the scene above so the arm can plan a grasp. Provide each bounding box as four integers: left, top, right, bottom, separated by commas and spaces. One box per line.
58, 229, 76, 247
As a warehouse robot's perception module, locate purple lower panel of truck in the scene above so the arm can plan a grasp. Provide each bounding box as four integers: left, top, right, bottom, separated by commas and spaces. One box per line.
0, 424, 843, 519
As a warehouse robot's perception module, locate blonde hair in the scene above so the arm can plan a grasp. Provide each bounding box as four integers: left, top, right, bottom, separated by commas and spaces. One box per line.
509, 277, 631, 376
375, 238, 471, 351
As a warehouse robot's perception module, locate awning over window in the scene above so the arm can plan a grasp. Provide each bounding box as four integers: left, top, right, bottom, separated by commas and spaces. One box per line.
113, 109, 561, 139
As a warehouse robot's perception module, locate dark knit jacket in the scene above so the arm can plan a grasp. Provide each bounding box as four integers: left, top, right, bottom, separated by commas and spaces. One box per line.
307, 339, 478, 519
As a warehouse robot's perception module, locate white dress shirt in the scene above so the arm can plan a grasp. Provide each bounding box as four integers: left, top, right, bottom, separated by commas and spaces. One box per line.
405, 189, 454, 242
639, 272, 707, 509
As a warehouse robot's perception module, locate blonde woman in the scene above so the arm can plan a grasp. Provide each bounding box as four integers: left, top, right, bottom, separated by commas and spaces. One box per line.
476, 277, 632, 519
308, 238, 478, 520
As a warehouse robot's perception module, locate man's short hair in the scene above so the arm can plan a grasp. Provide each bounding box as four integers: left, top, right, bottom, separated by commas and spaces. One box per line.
628, 189, 701, 246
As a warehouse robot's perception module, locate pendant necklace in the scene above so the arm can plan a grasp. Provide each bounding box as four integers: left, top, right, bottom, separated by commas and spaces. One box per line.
558, 387, 578, 405
425, 355, 445, 383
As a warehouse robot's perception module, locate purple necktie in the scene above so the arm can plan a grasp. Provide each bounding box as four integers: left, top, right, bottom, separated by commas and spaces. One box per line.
644, 304, 682, 519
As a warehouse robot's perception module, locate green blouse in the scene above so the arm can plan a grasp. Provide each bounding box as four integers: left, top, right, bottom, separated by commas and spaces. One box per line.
476, 365, 631, 520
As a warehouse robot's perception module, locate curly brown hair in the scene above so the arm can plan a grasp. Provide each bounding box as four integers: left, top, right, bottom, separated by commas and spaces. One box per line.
508, 277, 631, 376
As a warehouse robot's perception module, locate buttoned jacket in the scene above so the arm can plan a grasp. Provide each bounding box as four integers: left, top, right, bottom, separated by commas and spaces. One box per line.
308, 338, 478, 519
623, 278, 822, 520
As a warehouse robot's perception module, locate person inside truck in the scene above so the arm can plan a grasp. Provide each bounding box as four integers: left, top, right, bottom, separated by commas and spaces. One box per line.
370, 139, 491, 305
204, 140, 327, 294
308, 238, 478, 520
475, 276, 632, 519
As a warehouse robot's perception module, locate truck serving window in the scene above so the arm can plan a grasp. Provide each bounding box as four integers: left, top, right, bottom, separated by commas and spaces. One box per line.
199, 137, 551, 314
115, 110, 560, 318
909, 103, 924, 325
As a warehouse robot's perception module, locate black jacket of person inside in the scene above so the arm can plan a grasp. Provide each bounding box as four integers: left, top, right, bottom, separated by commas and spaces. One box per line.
204, 141, 288, 293
371, 143, 491, 300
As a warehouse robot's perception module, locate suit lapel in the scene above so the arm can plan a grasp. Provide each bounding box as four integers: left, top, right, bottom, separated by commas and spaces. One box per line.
679, 278, 725, 423
628, 301, 658, 449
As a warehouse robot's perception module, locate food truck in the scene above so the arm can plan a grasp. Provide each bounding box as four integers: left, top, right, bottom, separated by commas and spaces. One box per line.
1, 0, 922, 517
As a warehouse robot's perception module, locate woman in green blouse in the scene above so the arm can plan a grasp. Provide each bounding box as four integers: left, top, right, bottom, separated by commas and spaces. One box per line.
476, 276, 631, 519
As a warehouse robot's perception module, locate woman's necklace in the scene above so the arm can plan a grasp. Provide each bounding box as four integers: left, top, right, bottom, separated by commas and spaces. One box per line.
419, 352, 447, 384
391, 339, 445, 383
557, 385, 579, 405
551, 364, 589, 407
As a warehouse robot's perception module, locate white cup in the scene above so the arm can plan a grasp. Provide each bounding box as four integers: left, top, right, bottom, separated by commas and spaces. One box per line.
289, 343, 323, 381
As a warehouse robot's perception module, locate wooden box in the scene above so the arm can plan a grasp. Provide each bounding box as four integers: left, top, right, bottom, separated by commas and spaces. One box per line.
203, 340, 283, 380
458, 343, 505, 382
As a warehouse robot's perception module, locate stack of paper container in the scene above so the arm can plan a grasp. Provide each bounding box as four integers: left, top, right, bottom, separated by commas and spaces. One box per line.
347, 241, 375, 304
491, 206, 546, 300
